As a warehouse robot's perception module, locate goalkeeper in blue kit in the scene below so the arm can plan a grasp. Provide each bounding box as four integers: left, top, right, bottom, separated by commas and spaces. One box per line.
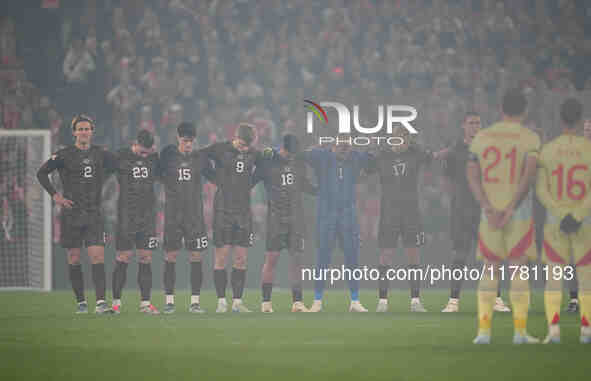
299, 140, 373, 312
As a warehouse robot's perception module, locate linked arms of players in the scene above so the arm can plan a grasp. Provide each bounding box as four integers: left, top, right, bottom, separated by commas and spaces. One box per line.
37, 154, 74, 209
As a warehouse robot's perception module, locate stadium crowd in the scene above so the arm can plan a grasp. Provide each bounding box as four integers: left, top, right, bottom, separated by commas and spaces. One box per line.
2, 0, 591, 245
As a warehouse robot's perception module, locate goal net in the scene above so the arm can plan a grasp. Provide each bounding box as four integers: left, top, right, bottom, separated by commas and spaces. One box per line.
0, 130, 51, 291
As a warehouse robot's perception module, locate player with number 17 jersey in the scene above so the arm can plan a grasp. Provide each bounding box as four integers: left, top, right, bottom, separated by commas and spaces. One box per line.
368, 144, 433, 248
469, 121, 540, 262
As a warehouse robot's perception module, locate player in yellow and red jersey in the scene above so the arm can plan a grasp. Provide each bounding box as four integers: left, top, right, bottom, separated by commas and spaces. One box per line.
467, 89, 541, 344
536, 99, 591, 344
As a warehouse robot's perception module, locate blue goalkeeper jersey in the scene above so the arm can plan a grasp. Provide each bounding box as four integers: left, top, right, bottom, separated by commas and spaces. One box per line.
300, 147, 372, 219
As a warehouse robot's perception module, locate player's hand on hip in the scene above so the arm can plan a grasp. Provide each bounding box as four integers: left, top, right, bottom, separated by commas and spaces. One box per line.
53, 193, 74, 209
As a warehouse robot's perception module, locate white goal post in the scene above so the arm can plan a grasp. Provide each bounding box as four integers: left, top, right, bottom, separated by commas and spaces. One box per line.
0, 129, 52, 291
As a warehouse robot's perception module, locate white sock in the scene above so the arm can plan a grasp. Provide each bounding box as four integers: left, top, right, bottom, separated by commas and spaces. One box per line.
449, 298, 459, 303
379, 298, 388, 304
232, 298, 242, 305
166, 295, 174, 305
112, 299, 121, 306
191, 295, 200, 304
140, 300, 150, 307
78, 300, 87, 305
411, 297, 420, 304
96, 299, 105, 305
218, 298, 226, 304
570, 298, 579, 304
548, 324, 560, 337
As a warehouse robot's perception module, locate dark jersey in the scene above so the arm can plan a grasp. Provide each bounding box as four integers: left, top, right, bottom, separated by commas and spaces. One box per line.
158, 144, 211, 229
444, 139, 480, 219
368, 145, 432, 212
37, 145, 118, 217
202, 141, 261, 215
253, 152, 316, 226
115, 147, 159, 233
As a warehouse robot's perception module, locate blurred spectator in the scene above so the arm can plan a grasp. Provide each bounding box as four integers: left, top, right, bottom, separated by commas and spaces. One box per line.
63, 37, 95, 114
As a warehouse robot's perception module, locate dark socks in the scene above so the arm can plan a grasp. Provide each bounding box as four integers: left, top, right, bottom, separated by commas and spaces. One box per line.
292, 286, 303, 302
231, 268, 246, 299
262, 282, 272, 302
163, 261, 176, 296
214, 269, 227, 298
69, 264, 85, 303
450, 262, 464, 299
91, 263, 106, 301
378, 265, 389, 299
112, 261, 128, 300
407, 264, 420, 299
191, 261, 203, 296
138, 263, 152, 301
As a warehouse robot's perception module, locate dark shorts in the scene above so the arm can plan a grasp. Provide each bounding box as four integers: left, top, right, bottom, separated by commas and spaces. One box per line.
266, 228, 305, 252
164, 222, 208, 252
116, 229, 159, 251
213, 209, 253, 248
60, 212, 105, 249
378, 211, 424, 248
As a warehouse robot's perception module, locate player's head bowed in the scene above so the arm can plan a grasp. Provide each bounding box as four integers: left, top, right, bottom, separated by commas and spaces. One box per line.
133, 129, 155, 157
283, 134, 300, 154
177, 122, 196, 153
501, 88, 527, 119
391, 125, 411, 152
560, 98, 582, 130
233, 123, 256, 152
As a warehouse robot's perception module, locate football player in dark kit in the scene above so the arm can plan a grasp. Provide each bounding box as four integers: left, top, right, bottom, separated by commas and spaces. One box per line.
110, 129, 160, 315
367, 126, 445, 313
37, 114, 118, 314
440, 112, 510, 313
201, 123, 261, 313
253, 134, 317, 313
159, 122, 213, 314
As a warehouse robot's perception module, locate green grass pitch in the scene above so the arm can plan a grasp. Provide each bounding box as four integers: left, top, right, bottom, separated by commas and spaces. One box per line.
0, 289, 588, 381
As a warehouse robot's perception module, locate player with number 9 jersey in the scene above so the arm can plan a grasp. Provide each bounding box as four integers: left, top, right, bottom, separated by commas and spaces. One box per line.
202, 133, 261, 248
469, 120, 540, 262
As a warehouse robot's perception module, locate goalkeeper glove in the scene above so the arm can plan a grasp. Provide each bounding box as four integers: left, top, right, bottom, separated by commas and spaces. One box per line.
560, 214, 582, 234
